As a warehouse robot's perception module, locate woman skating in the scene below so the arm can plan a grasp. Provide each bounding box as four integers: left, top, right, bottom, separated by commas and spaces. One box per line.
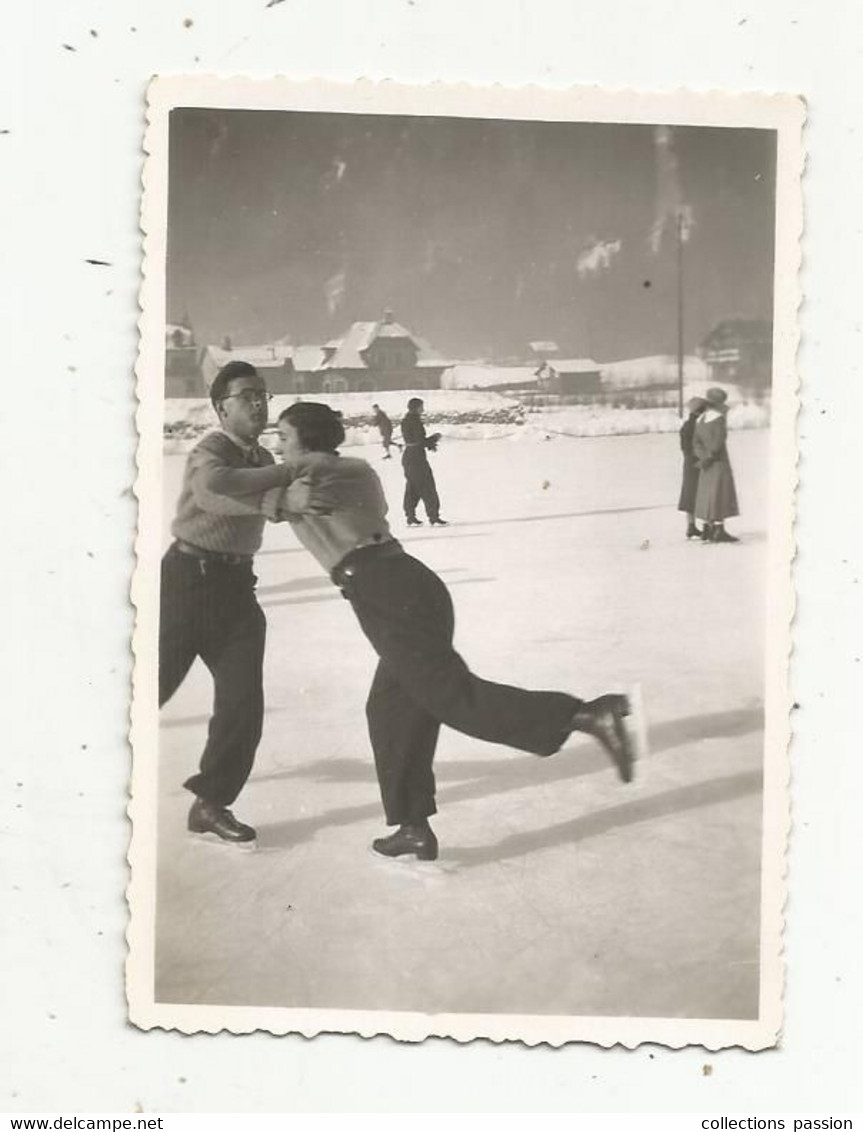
210, 401, 645, 860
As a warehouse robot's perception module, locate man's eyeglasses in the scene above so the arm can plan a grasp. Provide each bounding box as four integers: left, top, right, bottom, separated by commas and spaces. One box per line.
220, 390, 273, 406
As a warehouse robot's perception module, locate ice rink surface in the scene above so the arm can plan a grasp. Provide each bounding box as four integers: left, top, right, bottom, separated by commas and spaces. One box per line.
156, 429, 768, 1020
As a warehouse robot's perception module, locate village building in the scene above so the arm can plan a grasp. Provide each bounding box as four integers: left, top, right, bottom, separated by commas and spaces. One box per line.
165, 319, 205, 398
316, 310, 447, 393
194, 312, 446, 397
199, 340, 294, 394
536, 357, 602, 396
700, 319, 773, 388
290, 345, 329, 393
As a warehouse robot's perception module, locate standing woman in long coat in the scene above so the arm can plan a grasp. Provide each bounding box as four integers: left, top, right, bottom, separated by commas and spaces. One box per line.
678, 396, 707, 539
693, 387, 740, 543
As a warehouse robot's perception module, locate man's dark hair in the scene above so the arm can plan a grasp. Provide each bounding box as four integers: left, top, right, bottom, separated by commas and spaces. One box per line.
407, 397, 424, 411
209, 360, 260, 409
279, 402, 346, 453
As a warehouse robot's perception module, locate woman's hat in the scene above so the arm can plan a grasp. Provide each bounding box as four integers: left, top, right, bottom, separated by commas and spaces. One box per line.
686, 396, 707, 413
705, 387, 729, 406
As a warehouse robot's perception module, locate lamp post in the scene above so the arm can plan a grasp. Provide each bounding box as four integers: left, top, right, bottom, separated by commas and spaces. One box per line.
676, 208, 685, 417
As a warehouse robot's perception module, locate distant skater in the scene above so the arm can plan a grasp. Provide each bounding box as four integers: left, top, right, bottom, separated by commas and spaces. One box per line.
678, 396, 707, 539
693, 387, 740, 543
400, 396, 446, 526
371, 403, 398, 459
211, 402, 645, 862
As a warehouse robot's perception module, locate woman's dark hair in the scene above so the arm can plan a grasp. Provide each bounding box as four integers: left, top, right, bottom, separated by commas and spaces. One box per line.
279, 402, 345, 452
209, 360, 259, 409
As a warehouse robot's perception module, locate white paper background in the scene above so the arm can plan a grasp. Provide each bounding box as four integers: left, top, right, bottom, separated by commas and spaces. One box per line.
1, 0, 860, 1114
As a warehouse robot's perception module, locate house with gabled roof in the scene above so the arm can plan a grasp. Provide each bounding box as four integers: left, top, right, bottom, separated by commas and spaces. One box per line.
318, 310, 447, 393
700, 319, 773, 388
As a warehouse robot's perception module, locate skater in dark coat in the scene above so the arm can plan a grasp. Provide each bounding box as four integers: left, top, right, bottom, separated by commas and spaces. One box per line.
677, 396, 707, 539
400, 397, 446, 526
371, 403, 397, 459
208, 402, 644, 862
693, 387, 740, 543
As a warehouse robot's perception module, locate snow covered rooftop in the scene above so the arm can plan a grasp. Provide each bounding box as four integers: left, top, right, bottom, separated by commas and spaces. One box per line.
322, 316, 443, 369
291, 345, 327, 372
544, 358, 601, 374
323, 321, 379, 369
202, 343, 292, 369
442, 364, 539, 389
600, 354, 710, 388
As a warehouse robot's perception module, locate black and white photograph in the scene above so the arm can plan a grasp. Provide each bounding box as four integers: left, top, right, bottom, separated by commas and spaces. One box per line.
129, 78, 801, 1046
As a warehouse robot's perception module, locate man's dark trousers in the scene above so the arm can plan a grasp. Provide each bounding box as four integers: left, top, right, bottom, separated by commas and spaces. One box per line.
401, 447, 440, 522
159, 545, 266, 807
342, 548, 580, 826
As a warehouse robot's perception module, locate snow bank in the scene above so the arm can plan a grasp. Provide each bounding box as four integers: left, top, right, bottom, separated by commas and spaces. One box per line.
163, 386, 769, 453
516, 399, 769, 440
600, 354, 710, 388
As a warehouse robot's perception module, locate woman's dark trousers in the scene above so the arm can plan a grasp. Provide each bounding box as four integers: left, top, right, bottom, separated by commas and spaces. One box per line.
344, 551, 580, 826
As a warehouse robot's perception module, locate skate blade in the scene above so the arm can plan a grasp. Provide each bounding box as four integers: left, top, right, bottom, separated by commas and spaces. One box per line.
187, 830, 258, 852
626, 683, 650, 767
367, 845, 442, 871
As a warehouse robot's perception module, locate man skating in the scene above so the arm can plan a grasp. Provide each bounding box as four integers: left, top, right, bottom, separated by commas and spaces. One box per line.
159, 360, 302, 845
371, 403, 398, 459
400, 396, 446, 526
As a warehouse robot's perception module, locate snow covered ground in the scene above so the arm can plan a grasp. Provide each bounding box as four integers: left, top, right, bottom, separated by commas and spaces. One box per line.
163, 389, 770, 452
155, 429, 768, 1021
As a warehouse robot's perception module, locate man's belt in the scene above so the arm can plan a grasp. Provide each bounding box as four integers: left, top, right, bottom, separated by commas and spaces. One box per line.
330, 539, 403, 587
172, 539, 253, 567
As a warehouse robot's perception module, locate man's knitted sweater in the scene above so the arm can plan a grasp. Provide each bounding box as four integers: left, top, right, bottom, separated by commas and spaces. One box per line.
170, 431, 288, 556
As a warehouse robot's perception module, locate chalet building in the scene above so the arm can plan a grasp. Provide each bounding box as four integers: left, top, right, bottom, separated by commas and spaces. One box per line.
700, 319, 773, 388
317, 311, 447, 393
165, 320, 205, 398
536, 357, 602, 396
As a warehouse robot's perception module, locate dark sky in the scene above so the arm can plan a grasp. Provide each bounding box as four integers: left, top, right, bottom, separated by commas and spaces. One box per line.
167, 108, 776, 362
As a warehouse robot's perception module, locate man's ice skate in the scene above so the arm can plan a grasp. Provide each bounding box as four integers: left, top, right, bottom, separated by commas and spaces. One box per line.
372, 821, 439, 861
187, 797, 257, 846
569, 688, 647, 783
